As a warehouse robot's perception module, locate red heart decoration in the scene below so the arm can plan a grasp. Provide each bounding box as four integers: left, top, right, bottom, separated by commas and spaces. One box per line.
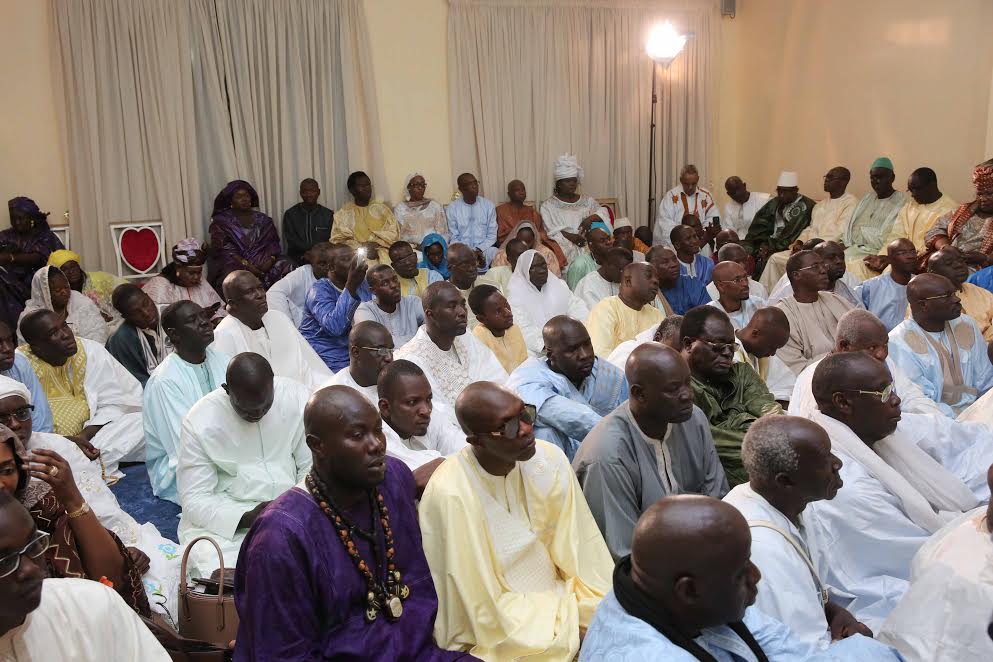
120, 227, 161, 273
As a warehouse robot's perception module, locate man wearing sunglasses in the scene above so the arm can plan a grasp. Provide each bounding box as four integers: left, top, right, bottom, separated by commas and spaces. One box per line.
420, 381, 613, 662
681, 306, 781, 486
775, 250, 854, 377
806, 351, 987, 631
575, 343, 727, 561
889, 273, 993, 416
0, 493, 171, 659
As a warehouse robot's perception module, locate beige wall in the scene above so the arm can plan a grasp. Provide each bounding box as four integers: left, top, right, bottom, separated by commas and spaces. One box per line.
0, 0, 67, 223
365, 0, 455, 204
716, 0, 993, 205
3, 0, 992, 234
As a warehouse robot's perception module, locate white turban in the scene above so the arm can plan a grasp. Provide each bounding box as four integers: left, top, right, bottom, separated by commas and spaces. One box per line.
402, 171, 425, 202
553, 154, 584, 183
613, 217, 633, 230
0, 375, 31, 404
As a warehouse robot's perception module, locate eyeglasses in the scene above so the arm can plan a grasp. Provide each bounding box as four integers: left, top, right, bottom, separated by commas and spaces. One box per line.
356, 345, 393, 358
794, 263, 827, 274
486, 404, 537, 439
920, 292, 958, 302
715, 275, 749, 285
0, 531, 50, 579
692, 337, 737, 355
847, 382, 896, 402
0, 405, 33, 427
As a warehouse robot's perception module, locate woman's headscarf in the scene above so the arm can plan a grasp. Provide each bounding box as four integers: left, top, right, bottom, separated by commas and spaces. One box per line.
171, 238, 206, 266
553, 154, 584, 183
48, 249, 82, 269
212, 180, 260, 216
0, 419, 45, 505
498, 221, 540, 251
402, 171, 429, 204
419, 233, 450, 279
7, 197, 51, 231
507, 249, 574, 330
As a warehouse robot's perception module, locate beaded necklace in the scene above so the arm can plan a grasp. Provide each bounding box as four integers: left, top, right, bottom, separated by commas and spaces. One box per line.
305, 472, 410, 622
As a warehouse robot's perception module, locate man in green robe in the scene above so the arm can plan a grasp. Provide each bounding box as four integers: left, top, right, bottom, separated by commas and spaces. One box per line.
842, 157, 907, 280
680, 305, 782, 485
741, 171, 816, 278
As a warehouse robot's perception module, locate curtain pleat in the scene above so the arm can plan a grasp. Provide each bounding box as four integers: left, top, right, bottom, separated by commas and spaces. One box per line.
448, 0, 718, 227
51, 0, 385, 271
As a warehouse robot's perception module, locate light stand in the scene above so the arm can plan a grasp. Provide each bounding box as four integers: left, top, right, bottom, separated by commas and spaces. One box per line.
645, 22, 687, 229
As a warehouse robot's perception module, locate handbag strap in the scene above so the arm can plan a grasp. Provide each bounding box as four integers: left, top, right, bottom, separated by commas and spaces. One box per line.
179, 535, 228, 605
747, 519, 829, 606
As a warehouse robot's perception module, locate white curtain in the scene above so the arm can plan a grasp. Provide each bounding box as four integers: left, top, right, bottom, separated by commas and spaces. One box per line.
448, 0, 719, 227
51, 0, 384, 272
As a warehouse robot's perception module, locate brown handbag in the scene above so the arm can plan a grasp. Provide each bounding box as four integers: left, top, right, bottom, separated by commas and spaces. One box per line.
178, 536, 240, 648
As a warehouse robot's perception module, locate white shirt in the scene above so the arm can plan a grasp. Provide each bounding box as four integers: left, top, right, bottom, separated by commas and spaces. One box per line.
266, 264, 317, 326
707, 296, 764, 330
396, 326, 509, 406
723, 191, 771, 237
707, 278, 768, 303
383, 401, 467, 470
328, 367, 380, 403
573, 270, 620, 313
213, 309, 332, 390
0, 579, 171, 661
176, 377, 312, 569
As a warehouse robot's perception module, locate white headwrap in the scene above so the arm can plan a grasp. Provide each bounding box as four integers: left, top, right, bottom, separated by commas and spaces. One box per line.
553, 154, 584, 183
402, 171, 425, 202
507, 249, 574, 331
0, 375, 31, 404
613, 217, 633, 230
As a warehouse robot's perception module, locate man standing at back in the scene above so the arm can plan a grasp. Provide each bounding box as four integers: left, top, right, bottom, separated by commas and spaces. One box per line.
447, 173, 498, 268
575, 344, 727, 560
216, 270, 331, 390
281, 178, 333, 265
144, 300, 230, 503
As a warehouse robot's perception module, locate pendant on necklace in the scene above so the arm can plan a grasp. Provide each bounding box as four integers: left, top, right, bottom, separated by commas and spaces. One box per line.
399, 583, 410, 600
387, 596, 404, 620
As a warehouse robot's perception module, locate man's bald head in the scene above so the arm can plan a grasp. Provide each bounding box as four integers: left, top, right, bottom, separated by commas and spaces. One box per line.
221, 269, 258, 301
630, 496, 758, 628
626, 342, 695, 425
625, 342, 684, 385
716, 242, 747, 263
304, 385, 387, 490
542, 315, 587, 349
447, 242, 475, 264
812, 351, 901, 442
223, 352, 275, 422
834, 309, 889, 360
738, 307, 790, 358
907, 273, 962, 326
456, 382, 537, 469
620, 262, 659, 307
711, 261, 742, 282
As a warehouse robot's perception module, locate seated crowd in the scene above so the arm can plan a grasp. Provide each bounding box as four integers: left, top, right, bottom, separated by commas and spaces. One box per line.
2, 154, 993, 660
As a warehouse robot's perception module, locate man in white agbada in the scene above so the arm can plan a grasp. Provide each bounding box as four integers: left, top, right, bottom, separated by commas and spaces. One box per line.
16, 310, 143, 475
877, 468, 993, 662
775, 250, 855, 375
144, 301, 231, 504
804, 353, 985, 629
722, 176, 770, 237
573, 247, 632, 310
760, 167, 858, 290
177, 353, 311, 573
265, 241, 332, 326
0, 375, 182, 619
395, 282, 508, 407
0, 496, 171, 661
725, 415, 873, 650
329, 320, 395, 403
789, 309, 945, 418
888, 273, 993, 416
376, 359, 466, 484
540, 154, 603, 265
506, 249, 589, 356
215, 270, 331, 391
655, 164, 719, 247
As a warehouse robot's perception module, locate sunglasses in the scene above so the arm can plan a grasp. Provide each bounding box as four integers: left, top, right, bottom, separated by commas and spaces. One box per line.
486, 404, 537, 439
692, 337, 736, 355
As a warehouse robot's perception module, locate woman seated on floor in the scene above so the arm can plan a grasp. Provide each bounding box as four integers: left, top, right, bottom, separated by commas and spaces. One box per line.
48, 249, 126, 334
0, 197, 64, 327
142, 239, 226, 322
491, 221, 562, 276
207, 179, 292, 292
0, 421, 151, 616
18, 266, 108, 344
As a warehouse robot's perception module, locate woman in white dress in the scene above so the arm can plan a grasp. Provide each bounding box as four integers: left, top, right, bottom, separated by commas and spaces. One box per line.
539, 154, 604, 265
392, 171, 449, 247
506, 249, 589, 356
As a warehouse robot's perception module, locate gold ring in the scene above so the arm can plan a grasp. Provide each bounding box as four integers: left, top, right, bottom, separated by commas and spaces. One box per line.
48, 465, 59, 477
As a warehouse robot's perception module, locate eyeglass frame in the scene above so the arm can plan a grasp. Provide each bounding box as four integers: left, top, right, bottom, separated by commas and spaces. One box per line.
714, 275, 750, 285
480, 403, 537, 440
919, 291, 959, 302
0, 405, 34, 427
0, 531, 50, 579
843, 382, 897, 402
793, 262, 827, 274
690, 337, 737, 356
355, 345, 394, 358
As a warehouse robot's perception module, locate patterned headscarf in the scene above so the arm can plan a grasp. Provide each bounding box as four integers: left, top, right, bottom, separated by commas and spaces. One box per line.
212, 180, 260, 216
974, 159, 993, 195
172, 238, 205, 265
7, 196, 51, 230
946, 159, 993, 254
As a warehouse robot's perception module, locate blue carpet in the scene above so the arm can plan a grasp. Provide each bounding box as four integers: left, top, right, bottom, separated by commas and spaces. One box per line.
109, 464, 181, 542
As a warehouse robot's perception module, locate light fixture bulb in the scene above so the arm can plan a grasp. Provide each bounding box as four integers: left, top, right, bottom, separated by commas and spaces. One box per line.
645, 21, 686, 67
